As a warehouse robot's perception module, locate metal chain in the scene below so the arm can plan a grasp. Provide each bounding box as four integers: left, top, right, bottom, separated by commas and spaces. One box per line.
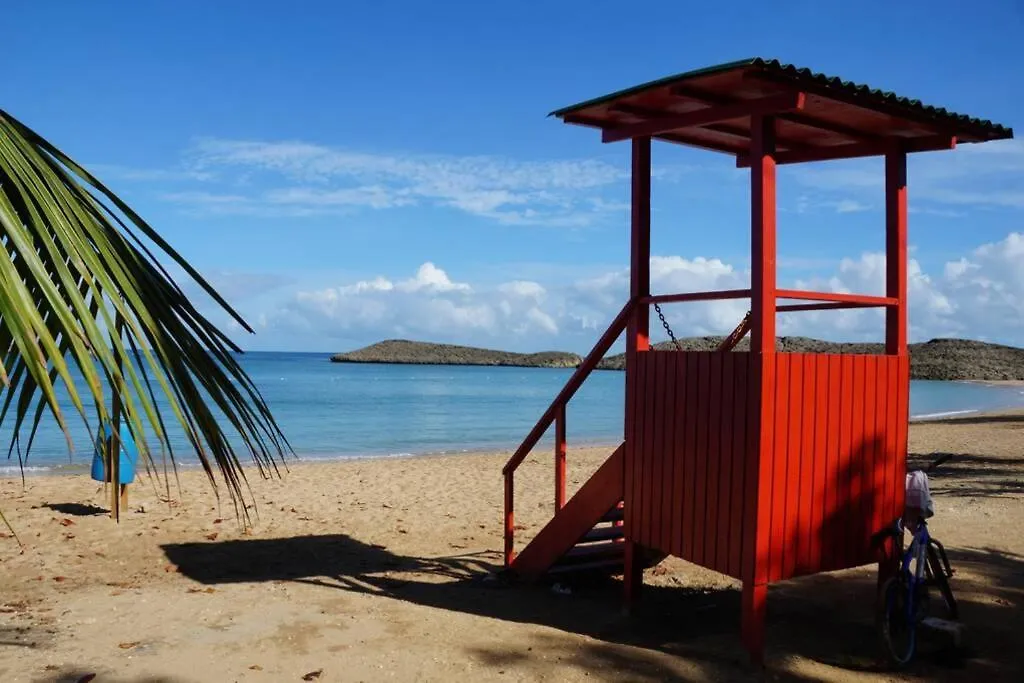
653, 302, 683, 351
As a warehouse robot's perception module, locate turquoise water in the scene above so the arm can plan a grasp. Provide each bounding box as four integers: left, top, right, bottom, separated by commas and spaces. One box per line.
2, 351, 1023, 474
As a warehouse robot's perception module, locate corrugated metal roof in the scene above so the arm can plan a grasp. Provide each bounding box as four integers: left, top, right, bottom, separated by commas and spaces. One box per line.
550, 57, 1013, 141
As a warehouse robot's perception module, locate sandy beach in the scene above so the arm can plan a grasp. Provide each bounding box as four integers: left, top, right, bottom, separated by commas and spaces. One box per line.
1, 410, 1022, 682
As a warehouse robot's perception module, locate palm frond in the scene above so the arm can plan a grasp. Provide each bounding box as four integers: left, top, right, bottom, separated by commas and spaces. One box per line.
0, 108, 293, 521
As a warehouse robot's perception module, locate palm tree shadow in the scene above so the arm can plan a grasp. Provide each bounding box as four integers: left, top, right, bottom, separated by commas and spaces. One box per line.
162, 534, 752, 676
43, 503, 108, 517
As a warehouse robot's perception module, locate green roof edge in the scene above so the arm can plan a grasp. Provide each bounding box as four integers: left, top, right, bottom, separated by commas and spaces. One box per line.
548, 57, 1013, 139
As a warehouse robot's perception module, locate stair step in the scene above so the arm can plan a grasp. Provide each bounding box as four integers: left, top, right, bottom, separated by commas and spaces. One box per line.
562, 540, 625, 561
547, 558, 624, 575
600, 504, 624, 523
581, 526, 625, 543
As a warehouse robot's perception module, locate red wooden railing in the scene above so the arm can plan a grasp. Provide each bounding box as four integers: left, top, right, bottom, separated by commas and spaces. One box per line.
503, 297, 637, 566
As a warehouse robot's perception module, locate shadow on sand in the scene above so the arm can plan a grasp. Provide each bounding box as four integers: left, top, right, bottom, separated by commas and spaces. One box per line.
159, 529, 1024, 682
42, 503, 109, 517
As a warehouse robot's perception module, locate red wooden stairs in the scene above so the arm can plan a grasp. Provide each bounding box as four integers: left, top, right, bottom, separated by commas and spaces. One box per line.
510, 445, 626, 580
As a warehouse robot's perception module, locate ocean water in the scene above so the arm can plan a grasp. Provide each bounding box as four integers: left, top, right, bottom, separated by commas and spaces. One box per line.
2, 351, 1023, 475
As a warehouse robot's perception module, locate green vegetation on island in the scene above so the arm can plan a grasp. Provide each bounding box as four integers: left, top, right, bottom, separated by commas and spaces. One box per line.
599, 337, 1024, 381
330, 340, 582, 368
332, 337, 1024, 381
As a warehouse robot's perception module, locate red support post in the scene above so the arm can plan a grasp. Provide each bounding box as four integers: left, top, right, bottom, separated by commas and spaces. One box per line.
628, 136, 652, 357
624, 135, 651, 610
555, 404, 567, 510
504, 473, 515, 567
743, 114, 777, 665
884, 150, 910, 591
750, 116, 777, 355
886, 151, 908, 355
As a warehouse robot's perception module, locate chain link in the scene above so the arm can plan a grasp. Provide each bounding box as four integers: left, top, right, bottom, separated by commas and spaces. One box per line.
653, 302, 683, 351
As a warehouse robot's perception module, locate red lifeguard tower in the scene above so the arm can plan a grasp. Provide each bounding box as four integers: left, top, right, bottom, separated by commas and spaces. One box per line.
500, 58, 1012, 661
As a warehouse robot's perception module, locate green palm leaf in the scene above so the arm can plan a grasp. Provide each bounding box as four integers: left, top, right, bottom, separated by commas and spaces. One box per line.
0, 108, 292, 522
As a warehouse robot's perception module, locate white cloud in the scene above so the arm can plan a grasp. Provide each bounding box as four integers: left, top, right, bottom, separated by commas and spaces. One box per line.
498, 281, 546, 301
395, 262, 471, 293
789, 139, 1024, 213
88, 164, 215, 183
259, 232, 1024, 351
162, 138, 638, 226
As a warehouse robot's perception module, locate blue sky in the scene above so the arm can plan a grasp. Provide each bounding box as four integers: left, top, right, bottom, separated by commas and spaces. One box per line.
4, 0, 1023, 353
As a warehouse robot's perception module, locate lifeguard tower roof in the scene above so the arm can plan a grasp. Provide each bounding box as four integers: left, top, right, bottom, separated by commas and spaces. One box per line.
550, 57, 1013, 163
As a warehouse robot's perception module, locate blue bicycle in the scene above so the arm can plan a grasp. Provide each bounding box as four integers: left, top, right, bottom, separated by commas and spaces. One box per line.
871, 453, 959, 667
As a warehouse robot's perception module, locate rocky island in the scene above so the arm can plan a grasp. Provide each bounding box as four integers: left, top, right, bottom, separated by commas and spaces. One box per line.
597, 337, 1024, 381
332, 337, 1024, 381
330, 339, 581, 368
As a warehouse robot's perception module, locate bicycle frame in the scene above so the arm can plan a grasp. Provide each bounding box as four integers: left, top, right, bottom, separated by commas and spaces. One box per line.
896, 517, 931, 623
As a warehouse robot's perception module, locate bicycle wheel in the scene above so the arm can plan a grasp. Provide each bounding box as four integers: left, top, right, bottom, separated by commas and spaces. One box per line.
927, 543, 959, 619
878, 576, 916, 666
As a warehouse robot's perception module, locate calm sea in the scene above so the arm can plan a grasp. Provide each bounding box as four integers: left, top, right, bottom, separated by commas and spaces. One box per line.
3, 351, 1023, 475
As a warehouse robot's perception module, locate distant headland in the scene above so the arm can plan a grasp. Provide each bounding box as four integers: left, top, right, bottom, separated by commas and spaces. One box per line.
330, 337, 1024, 381
330, 340, 581, 368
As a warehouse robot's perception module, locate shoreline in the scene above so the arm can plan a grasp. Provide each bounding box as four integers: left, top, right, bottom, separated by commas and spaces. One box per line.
963, 378, 1024, 387
5, 407, 1023, 483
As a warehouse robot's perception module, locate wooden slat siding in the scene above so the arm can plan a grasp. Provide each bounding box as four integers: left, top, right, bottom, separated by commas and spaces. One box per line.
641, 352, 655, 548
682, 353, 699, 559
847, 356, 864, 565
798, 355, 816, 575
785, 356, 804, 579
692, 353, 712, 566
716, 352, 736, 572
864, 359, 880, 552
823, 354, 843, 571
811, 355, 830, 574
835, 355, 854, 570
620, 350, 907, 583
729, 353, 749, 578
662, 354, 680, 553
626, 351, 752, 575
749, 352, 775, 587
634, 358, 651, 544
896, 355, 910, 516
883, 358, 899, 525
646, 353, 663, 547
624, 338, 636, 539
638, 352, 647, 544
662, 351, 677, 551
753, 353, 907, 580
878, 358, 891, 527
628, 356, 647, 540
705, 352, 723, 566
651, 350, 668, 549
773, 355, 791, 582
886, 357, 900, 522
671, 355, 689, 558
767, 354, 788, 581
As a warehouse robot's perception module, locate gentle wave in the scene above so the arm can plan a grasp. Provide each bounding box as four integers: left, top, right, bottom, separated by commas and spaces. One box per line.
910, 409, 979, 421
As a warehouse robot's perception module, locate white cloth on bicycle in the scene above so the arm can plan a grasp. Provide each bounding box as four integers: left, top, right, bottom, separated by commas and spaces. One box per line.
905, 469, 935, 518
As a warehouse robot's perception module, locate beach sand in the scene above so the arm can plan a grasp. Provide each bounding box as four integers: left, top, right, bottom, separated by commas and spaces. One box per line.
1, 410, 1022, 682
